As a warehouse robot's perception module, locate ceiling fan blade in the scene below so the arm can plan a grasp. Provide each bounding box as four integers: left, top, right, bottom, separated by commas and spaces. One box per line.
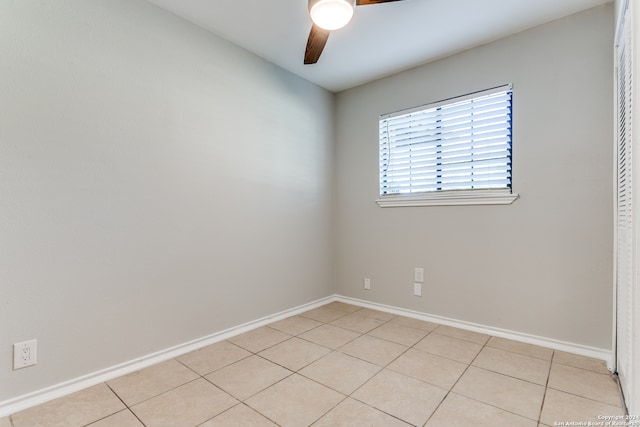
356, 0, 405, 5
304, 24, 331, 65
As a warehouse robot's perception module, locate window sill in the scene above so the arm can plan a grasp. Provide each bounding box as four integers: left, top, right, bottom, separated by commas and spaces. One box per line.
376, 190, 519, 207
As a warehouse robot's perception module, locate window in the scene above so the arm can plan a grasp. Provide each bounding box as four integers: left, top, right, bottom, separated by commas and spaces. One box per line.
377, 85, 518, 207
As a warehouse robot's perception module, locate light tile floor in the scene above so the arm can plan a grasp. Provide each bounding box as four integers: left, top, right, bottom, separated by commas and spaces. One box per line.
3, 302, 626, 427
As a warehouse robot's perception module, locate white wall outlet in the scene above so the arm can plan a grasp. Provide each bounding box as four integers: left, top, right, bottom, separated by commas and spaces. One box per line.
414, 267, 424, 283
13, 339, 37, 370
414, 283, 422, 297
364, 278, 371, 290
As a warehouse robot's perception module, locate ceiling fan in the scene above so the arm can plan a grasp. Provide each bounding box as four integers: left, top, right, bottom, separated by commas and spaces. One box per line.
304, 0, 407, 64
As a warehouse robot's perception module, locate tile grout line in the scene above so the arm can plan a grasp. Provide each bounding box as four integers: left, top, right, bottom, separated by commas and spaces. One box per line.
424, 333, 557, 424
102, 382, 148, 427
192, 338, 294, 426
546, 360, 625, 408
421, 332, 491, 426
448, 336, 555, 389
228, 330, 294, 355
409, 327, 452, 427
196, 403, 239, 427
552, 360, 617, 375
484, 339, 555, 362
294, 326, 363, 350
302, 311, 410, 425
333, 314, 438, 426
536, 349, 555, 424
263, 305, 365, 426
544, 385, 627, 409
239, 399, 283, 427
241, 306, 361, 426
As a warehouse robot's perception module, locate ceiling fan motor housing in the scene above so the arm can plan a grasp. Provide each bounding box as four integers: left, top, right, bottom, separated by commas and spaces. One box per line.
308, 0, 356, 31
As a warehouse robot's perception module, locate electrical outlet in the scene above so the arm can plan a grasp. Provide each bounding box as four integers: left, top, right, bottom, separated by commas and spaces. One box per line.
414, 283, 422, 297
13, 339, 37, 370
364, 278, 371, 290
414, 267, 424, 283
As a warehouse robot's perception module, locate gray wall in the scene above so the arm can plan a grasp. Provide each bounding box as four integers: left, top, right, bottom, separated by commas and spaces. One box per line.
334, 4, 614, 349
0, 0, 334, 401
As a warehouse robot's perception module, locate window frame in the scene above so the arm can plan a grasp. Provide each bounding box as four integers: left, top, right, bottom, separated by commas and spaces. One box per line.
376, 85, 519, 207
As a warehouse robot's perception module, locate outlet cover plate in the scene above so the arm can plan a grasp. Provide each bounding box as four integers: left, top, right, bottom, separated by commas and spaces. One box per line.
414, 283, 422, 297
414, 268, 424, 283
14, 339, 37, 370
364, 278, 371, 290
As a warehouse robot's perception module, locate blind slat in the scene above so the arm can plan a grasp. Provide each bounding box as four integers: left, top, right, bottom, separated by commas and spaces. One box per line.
384, 105, 512, 135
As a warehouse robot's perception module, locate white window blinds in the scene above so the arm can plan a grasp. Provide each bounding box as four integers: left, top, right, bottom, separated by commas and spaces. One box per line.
615, 3, 635, 410
379, 85, 513, 196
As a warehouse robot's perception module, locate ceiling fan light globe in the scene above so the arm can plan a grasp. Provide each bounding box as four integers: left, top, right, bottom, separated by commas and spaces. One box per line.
309, 0, 355, 31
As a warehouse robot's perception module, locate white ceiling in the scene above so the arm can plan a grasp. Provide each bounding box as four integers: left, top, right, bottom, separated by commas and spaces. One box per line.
145, 0, 611, 92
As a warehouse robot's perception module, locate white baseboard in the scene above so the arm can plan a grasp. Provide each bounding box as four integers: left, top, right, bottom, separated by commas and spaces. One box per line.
335, 295, 614, 370
0, 295, 334, 418
1, 293, 614, 418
